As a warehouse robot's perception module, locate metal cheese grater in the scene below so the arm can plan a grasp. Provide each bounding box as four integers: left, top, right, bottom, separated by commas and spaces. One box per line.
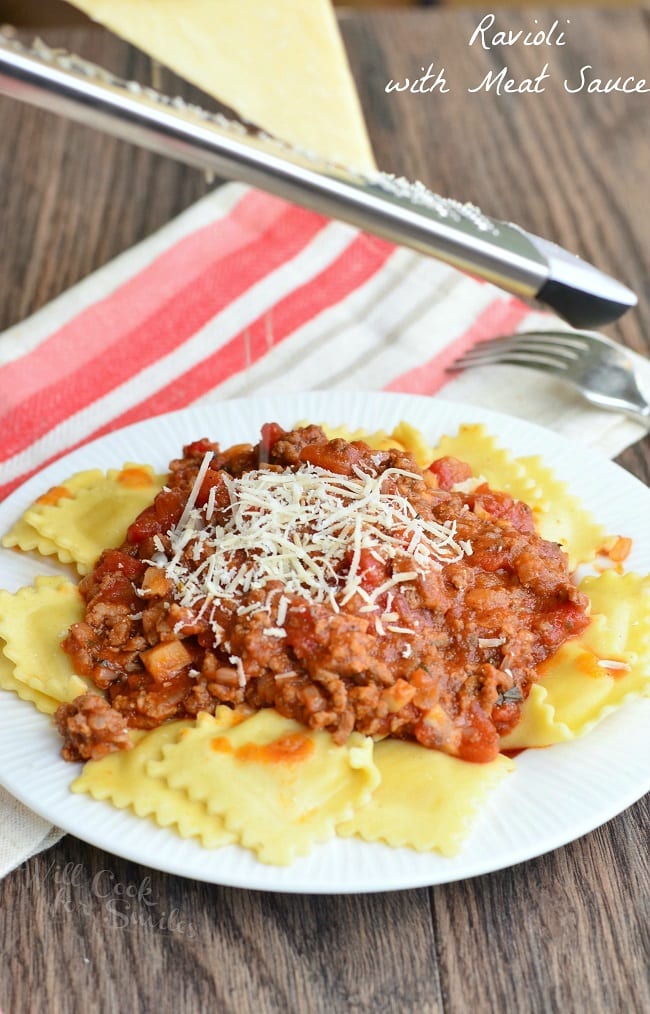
0, 33, 637, 329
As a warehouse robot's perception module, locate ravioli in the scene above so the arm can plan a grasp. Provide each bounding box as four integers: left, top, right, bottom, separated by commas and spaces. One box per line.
148, 709, 379, 865
430, 424, 606, 567
2, 469, 103, 563
501, 571, 650, 748
337, 739, 515, 855
1, 421, 648, 868
7, 464, 165, 574
0, 576, 88, 703
0, 645, 60, 715
72, 713, 238, 848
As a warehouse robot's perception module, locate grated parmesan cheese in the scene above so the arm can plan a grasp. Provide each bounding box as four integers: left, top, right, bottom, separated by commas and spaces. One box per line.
229, 654, 247, 687
157, 460, 471, 646
597, 659, 631, 672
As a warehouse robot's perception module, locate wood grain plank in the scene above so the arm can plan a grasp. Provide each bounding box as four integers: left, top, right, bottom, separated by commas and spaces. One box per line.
0, 26, 219, 329
431, 799, 650, 1013
0, 836, 440, 1014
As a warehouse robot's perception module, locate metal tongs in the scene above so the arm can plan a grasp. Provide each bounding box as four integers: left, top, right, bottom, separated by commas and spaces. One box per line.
0, 34, 637, 329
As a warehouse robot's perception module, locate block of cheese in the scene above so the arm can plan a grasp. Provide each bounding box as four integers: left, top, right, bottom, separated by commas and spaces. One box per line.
65, 0, 376, 171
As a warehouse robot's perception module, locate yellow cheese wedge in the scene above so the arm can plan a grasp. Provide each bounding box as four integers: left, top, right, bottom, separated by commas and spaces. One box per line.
65, 0, 376, 171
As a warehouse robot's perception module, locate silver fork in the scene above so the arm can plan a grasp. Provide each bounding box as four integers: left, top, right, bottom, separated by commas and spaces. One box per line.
447, 329, 650, 428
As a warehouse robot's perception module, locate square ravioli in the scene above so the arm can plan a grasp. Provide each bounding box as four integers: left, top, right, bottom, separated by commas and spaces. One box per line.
7, 464, 165, 574
148, 709, 379, 865
2, 469, 103, 563
501, 571, 650, 748
72, 712, 238, 848
0, 645, 60, 715
337, 739, 514, 856
3, 417, 648, 870
0, 576, 89, 702
431, 423, 607, 567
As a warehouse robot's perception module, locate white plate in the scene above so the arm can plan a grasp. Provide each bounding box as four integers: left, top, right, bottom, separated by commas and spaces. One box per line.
1, 392, 649, 894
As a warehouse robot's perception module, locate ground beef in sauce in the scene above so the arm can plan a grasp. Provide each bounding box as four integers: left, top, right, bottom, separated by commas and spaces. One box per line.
56, 424, 589, 764
54, 693, 132, 762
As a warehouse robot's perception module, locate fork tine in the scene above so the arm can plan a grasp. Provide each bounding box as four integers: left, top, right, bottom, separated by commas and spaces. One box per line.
448, 351, 570, 373
456, 342, 575, 367
490, 334, 592, 350
500, 328, 615, 349
445, 328, 650, 427
470, 334, 587, 355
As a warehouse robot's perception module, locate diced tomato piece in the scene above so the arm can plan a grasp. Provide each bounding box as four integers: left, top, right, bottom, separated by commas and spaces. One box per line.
471, 486, 535, 534
299, 440, 368, 476
195, 469, 230, 509
184, 438, 216, 457
283, 608, 321, 660
94, 550, 146, 583
428, 456, 473, 490
259, 422, 285, 461
153, 490, 184, 525
340, 547, 389, 599
357, 549, 390, 594
97, 571, 140, 607
126, 506, 159, 544
457, 705, 499, 763
128, 490, 184, 544
537, 601, 590, 650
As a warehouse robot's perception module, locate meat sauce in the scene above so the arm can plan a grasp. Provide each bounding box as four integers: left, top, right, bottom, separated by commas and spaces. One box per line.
56, 425, 589, 764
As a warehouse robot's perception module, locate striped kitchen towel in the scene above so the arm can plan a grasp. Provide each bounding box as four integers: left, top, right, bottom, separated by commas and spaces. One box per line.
2, 182, 647, 505
0, 181, 647, 876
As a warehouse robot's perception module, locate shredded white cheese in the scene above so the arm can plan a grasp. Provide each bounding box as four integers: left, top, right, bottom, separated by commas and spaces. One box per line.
451, 476, 486, 494
478, 637, 507, 649
274, 670, 297, 681
229, 654, 246, 687
156, 460, 471, 650
597, 659, 631, 672
175, 450, 213, 533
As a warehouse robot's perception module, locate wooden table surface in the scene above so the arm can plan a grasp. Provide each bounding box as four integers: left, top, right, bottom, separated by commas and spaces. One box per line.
1, 9, 648, 1013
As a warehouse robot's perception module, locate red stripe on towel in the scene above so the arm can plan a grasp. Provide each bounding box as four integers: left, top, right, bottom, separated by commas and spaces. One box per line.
0, 234, 394, 500
385, 298, 532, 394
78, 235, 395, 430
1, 201, 326, 459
